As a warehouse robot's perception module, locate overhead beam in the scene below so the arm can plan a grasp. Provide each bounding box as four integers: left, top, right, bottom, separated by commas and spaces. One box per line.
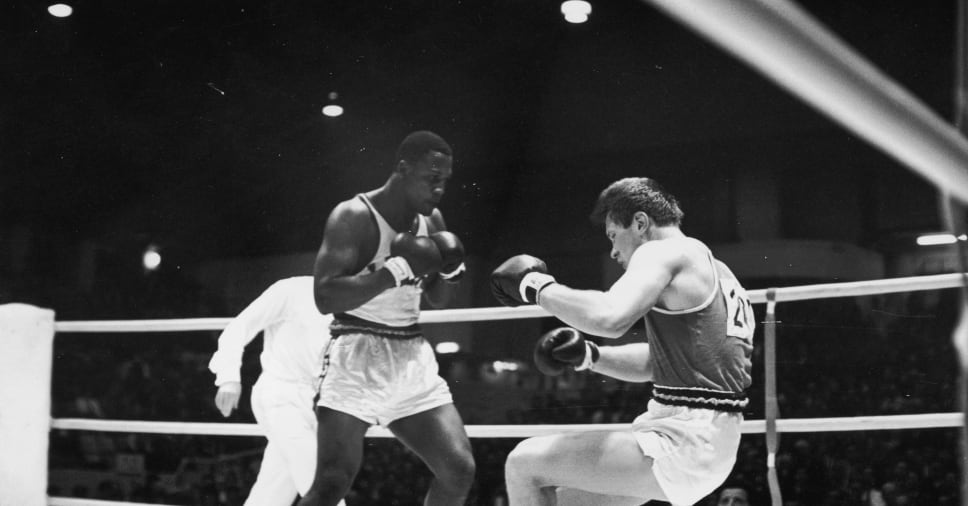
643, 0, 968, 203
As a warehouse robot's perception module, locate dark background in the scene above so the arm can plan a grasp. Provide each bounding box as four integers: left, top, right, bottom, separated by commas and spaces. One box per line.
1, 0, 963, 318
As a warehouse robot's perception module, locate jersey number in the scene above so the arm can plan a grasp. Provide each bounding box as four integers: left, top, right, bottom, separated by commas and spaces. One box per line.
721, 278, 755, 343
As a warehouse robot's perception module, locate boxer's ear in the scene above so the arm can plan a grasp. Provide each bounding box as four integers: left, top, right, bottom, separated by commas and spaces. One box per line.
632, 211, 651, 234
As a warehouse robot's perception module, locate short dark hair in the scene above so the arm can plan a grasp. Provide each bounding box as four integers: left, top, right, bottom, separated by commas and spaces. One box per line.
718, 481, 751, 494
590, 177, 684, 227
716, 480, 753, 502
395, 130, 452, 164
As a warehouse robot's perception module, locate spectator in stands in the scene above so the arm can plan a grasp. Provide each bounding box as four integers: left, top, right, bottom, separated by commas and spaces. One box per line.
715, 482, 751, 506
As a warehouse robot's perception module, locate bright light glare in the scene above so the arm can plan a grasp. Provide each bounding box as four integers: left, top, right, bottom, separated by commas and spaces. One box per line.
916, 233, 968, 246
322, 104, 343, 117
143, 248, 162, 271
561, 0, 591, 23
492, 360, 521, 373
48, 3, 73, 17
435, 342, 460, 354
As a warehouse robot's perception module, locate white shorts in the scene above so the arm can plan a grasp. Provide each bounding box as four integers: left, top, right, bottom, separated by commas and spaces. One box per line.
315, 332, 453, 426
631, 399, 742, 506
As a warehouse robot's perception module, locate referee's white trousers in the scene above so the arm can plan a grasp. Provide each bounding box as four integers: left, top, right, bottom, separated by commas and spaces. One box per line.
245, 376, 346, 506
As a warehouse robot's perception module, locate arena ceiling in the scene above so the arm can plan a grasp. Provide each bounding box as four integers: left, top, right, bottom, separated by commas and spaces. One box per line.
0, 0, 959, 268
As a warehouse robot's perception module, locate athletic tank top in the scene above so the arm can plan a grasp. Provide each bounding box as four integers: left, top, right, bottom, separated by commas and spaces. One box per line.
645, 244, 754, 410
344, 194, 428, 327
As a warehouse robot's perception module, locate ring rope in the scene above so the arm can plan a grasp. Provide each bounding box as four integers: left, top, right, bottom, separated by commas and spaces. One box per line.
50, 412, 963, 438
53, 273, 968, 333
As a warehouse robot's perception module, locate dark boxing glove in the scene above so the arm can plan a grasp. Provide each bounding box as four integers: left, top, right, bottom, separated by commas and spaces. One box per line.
385, 232, 442, 286
430, 231, 466, 282
533, 327, 599, 376
490, 254, 557, 306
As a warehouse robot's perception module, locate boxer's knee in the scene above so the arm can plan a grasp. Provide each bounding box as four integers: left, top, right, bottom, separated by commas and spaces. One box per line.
505, 437, 548, 485
304, 466, 354, 506
439, 448, 475, 491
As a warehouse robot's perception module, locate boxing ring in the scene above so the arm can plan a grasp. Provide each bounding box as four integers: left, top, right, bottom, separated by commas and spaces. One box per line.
0, 273, 962, 506
3, 0, 968, 504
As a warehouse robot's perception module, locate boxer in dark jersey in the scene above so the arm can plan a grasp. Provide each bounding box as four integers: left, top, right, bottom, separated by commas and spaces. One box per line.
492, 177, 753, 506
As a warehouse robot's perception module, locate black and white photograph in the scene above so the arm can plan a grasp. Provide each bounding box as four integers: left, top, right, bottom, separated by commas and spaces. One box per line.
1, 1, 966, 505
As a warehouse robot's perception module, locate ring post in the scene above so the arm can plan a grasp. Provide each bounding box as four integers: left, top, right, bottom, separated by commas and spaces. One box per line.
763, 289, 783, 506
0, 303, 55, 506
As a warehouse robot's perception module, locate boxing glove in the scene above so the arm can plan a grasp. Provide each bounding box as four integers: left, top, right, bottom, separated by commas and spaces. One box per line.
430, 231, 466, 282
533, 327, 599, 376
385, 233, 442, 286
490, 254, 557, 306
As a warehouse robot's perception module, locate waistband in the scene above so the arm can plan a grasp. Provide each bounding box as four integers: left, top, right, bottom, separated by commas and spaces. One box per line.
331, 313, 423, 340
652, 385, 748, 413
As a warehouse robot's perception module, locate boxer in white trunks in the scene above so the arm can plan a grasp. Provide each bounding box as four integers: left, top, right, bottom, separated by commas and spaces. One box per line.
492, 177, 754, 506
298, 131, 475, 506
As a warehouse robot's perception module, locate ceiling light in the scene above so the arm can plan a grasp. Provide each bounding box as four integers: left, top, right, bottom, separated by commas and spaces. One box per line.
321, 91, 343, 117
142, 245, 162, 271
561, 0, 591, 24
47, 3, 73, 17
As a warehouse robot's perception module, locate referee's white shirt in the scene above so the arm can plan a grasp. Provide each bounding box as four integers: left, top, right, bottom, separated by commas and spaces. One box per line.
208, 276, 332, 386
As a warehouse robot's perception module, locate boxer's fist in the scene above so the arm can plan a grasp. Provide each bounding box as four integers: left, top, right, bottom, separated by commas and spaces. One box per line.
533, 327, 598, 376
386, 233, 442, 285
430, 231, 466, 282
490, 254, 556, 306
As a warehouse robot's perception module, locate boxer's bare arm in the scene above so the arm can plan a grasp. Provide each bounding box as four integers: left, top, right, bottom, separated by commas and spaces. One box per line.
314, 200, 396, 314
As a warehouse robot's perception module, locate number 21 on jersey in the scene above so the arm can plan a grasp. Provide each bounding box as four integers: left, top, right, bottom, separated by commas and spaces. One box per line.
721, 277, 755, 343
